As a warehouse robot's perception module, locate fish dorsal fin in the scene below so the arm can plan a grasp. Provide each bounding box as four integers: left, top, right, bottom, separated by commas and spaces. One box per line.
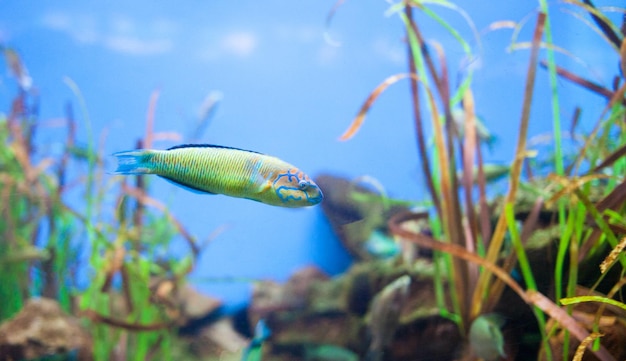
167, 143, 263, 155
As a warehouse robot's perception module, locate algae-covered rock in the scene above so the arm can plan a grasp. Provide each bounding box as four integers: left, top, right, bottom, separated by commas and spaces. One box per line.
0, 298, 92, 361
316, 174, 411, 261
247, 260, 462, 361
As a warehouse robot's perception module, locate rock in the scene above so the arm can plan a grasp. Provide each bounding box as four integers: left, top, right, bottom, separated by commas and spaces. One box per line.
150, 278, 222, 325
250, 266, 329, 321
0, 298, 92, 361
315, 174, 411, 262
247, 262, 462, 361
189, 318, 249, 357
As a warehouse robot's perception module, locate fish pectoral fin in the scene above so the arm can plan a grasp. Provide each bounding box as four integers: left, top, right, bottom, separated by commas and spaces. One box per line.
158, 176, 217, 195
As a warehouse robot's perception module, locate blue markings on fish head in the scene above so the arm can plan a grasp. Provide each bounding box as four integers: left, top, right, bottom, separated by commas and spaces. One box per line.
272, 169, 323, 207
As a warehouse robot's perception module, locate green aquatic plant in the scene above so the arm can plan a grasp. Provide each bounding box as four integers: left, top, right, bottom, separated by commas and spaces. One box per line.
0, 69, 78, 318
337, 0, 626, 360
0, 51, 202, 360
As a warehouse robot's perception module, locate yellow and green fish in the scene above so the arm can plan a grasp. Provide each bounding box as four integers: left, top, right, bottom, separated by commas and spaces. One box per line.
113, 144, 323, 208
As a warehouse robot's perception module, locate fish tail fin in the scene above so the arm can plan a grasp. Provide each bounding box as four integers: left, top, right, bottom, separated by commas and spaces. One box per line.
112, 150, 154, 175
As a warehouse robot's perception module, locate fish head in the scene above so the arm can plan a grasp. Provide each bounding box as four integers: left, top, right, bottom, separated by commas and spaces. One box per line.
272, 169, 323, 207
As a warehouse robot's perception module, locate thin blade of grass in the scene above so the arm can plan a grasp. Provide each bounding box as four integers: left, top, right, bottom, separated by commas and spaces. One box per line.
573, 188, 625, 269
561, 295, 626, 312
122, 184, 200, 257
620, 38, 626, 79
324, 0, 347, 47
540, 60, 626, 105
589, 141, 626, 173
339, 73, 418, 141
144, 89, 160, 149
573, 332, 604, 361
471, 12, 546, 318
545, 174, 609, 207
403, 4, 442, 217
422, 47, 470, 326
580, 0, 623, 49
461, 89, 479, 293
560, 7, 621, 53
81, 309, 173, 331
593, 179, 626, 214
475, 143, 491, 250
599, 236, 626, 273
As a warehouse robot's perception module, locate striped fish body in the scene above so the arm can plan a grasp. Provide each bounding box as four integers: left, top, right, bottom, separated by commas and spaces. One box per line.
113, 144, 323, 208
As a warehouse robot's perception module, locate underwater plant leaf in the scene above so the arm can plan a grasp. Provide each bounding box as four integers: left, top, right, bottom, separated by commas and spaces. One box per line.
144, 89, 160, 149
81, 309, 173, 331
560, 7, 621, 53
573, 332, 604, 361
479, 195, 541, 306
2, 47, 32, 90
122, 184, 200, 257
590, 141, 626, 174
569, 107, 582, 147
406, 0, 478, 105
579, 0, 623, 49
339, 73, 421, 141
187, 91, 222, 142
599, 236, 626, 274
402, 4, 443, 222
460, 89, 480, 290
390, 0, 478, 106
152, 131, 182, 143
620, 38, 626, 78
482, 20, 517, 33
545, 174, 609, 207
540, 60, 626, 105
572, 82, 626, 173
510, 42, 581, 63
426, 39, 471, 325
399, 0, 476, 56
560, 295, 626, 312
472, 11, 546, 318
540, 0, 565, 179
324, 0, 347, 47
571, 187, 626, 270
475, 144, 491, 252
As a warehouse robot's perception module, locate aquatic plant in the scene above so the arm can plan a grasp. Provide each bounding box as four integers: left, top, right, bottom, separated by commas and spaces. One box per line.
0, 49, 202, 360
337, 0, 626, 360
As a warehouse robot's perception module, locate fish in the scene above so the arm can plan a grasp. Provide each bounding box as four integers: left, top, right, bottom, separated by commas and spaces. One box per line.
112, 144, 323, 208
365, 275, 411, 361
469, 313, 506, 361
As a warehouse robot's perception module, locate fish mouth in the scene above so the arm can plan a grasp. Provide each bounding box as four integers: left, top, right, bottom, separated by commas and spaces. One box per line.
306, 188, 324, 205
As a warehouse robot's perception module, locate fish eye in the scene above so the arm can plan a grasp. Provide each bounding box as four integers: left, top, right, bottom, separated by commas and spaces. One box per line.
298, 180, 309, 190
